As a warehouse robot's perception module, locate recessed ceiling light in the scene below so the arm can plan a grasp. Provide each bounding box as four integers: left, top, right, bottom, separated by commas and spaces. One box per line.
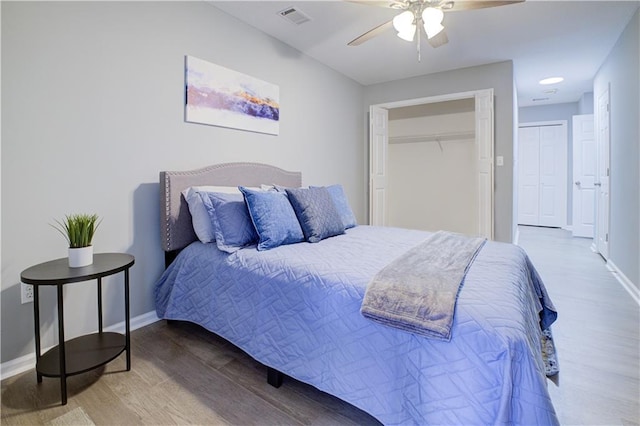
539, 77, 564, 85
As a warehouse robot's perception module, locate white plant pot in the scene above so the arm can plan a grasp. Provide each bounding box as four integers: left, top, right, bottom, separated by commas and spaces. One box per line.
68, 246, 93, 268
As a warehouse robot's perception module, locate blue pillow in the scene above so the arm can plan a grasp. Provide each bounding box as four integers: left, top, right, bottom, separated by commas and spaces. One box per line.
239, 187, 304, 251
200, 192, 258, 253
313, 184, 357, 229
286, 187, 345, 243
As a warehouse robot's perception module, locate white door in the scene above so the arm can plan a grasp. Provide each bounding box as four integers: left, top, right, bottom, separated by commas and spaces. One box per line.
572, 114, 596, 238
517, 127, 541, 225
369, 105, 388, 226
475, 89, 494, 240
538, 125, 567, 227
595, 89, 610, 258
517, 122, 567, 227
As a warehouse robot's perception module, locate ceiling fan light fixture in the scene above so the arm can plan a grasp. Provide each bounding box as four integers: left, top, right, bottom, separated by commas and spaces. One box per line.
424, 22, 444, 39
422, 7, 444, 26
422, 7, 445, 39
397, 26, 417, 41
393, 10, 416, 42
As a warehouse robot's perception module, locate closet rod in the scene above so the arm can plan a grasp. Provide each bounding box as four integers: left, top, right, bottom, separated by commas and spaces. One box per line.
389, 130, 475, 144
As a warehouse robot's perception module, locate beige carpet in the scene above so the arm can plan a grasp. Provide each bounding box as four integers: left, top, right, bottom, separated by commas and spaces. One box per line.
46, 407, 95, 426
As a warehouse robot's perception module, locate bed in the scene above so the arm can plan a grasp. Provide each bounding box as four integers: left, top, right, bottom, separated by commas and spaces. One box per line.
154, 162, 559, 425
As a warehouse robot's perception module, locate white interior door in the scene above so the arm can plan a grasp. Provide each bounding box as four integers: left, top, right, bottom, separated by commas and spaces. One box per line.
369, 105, 388, 226
517, 122, 567, 228
572, 114, 596, 238
518, 127, 541, 225
595, 89, 610, 258
475, 89, 494, 240
538, 125, 567, 227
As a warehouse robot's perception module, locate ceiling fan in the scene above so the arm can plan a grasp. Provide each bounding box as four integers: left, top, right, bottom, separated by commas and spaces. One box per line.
348, 0, 524, 60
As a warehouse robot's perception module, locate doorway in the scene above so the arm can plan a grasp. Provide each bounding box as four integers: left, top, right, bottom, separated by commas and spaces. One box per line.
387, 99, 476, 234
369, 89, 494, 239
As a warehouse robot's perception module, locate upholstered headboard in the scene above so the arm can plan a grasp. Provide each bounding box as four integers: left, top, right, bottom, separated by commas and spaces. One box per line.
160, 162, 302, 256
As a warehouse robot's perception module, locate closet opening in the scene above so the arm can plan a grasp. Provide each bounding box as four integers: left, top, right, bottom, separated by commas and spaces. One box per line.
369, 89, 494, 239
388, 99, 477, 234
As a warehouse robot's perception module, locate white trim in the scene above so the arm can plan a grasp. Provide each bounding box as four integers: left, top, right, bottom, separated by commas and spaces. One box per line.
563, 225, 573, 232
513, 226, 520, 245
0, 310, 160, 380
606, 260, 640, 306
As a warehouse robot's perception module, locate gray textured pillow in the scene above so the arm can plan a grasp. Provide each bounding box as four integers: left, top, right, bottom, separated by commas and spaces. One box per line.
286, 187, 345, 243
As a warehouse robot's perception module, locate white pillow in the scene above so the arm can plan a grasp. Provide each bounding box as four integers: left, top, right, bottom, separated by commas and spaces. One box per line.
182, 186, 242, 243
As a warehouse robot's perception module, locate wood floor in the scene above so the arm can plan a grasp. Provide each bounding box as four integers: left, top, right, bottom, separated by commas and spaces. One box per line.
2, 226, 638, 425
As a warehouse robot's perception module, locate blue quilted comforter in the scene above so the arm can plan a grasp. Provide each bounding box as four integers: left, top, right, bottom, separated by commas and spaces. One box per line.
155, 226, 558, 425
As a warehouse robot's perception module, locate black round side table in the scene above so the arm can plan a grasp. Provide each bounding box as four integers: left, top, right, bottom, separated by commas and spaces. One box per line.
20, 253, 135, 405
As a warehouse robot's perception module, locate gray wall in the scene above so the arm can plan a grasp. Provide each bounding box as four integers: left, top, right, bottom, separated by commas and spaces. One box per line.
593, 9, 640, 287
518, 101, 581, 226
364, 61, 516, 243
1, 2, 364, 363
578, 92, 594, 115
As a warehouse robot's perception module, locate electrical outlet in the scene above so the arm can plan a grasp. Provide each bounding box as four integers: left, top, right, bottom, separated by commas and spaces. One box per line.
21, 282, 33, 304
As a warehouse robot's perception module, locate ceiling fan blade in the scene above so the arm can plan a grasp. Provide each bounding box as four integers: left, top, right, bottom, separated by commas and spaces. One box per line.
443, 0, 524, 11
345, 1, 405, 8
428, 29, 449, 48
348, 20, 394, 46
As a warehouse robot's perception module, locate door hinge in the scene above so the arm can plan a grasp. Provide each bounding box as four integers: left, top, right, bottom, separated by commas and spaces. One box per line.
607, 167, 610, 177
605, 233, 609, 243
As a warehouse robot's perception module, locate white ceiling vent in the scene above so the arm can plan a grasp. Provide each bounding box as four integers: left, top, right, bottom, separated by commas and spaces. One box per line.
278, 7, 312, 25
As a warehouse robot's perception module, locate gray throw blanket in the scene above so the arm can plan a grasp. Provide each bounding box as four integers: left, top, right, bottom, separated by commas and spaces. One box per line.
361, 231, 486, 341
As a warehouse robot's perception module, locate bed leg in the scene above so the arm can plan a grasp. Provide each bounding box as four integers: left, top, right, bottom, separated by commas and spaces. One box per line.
267, 367, 283, 388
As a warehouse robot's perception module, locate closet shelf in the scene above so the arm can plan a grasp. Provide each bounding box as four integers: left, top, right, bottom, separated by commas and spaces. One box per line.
389, 130, 475, 144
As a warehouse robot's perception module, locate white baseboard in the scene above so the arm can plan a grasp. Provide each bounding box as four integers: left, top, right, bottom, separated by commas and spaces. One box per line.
607, 260, 640, 306
0, 310, 160, 381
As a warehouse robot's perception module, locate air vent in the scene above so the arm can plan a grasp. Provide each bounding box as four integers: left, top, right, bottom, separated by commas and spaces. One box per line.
532, 97, 550, 102
278, 7, 312, 25
543, 89, 558, 94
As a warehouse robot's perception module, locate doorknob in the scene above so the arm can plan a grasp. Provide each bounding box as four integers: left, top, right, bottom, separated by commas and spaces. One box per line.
574, 181, 581, 186
594, 182, 602, 186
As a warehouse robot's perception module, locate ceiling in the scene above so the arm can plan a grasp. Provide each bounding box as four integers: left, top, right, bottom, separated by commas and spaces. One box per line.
211, 0, 638, 107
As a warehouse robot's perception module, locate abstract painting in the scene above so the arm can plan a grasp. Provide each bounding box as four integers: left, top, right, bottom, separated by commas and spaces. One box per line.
185, 56, 280, 135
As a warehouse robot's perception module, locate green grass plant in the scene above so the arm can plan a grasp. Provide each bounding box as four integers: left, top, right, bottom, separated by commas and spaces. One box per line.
51, 213, 101, 248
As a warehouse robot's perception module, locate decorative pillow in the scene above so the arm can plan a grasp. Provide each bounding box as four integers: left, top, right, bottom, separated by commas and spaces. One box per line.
312, 184, 357, 229
239, 186, 304, 251
182, 186, 236, 243
285, 187, 345, 243
199, 191, 258, 253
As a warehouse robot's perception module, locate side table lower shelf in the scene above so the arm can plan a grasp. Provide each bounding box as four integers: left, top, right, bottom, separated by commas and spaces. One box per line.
37, 332, 126, 378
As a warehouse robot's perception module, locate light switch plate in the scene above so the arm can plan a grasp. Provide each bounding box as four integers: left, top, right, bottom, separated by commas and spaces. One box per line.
496, 156, 504, 166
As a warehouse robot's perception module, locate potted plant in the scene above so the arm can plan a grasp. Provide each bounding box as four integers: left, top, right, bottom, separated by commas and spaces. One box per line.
51, 213, 101, 267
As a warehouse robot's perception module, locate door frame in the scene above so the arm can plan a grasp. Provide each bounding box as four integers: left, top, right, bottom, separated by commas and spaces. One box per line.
368, 89, 495, 239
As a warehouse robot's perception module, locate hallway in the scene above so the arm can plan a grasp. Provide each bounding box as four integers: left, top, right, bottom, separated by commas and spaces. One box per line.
517, 225, 639, 425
